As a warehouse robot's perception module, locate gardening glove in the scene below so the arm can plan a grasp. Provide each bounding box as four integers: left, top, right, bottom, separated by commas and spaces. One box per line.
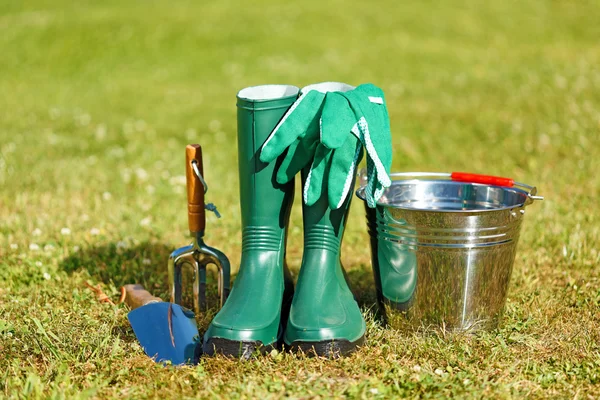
259, 82, 354, 186
260, 82, 391, 209
340, 83, 392, 208
304, 84, 392, 209
302, 92, 364, 209
326, 133, 364, 209
259, 89, 325, 184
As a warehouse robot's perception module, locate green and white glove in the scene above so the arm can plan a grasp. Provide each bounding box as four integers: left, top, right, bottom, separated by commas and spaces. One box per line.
259, 88, 326, 183
260, 82, 392, 209
303, 91, 363, 209
259, 82, 358, 202
306, 84, 393, 209
340, 84, 392, 208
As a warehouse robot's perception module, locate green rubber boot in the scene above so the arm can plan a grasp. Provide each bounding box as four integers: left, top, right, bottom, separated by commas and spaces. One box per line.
203, 85, 300, 358
283, 167, 366, 357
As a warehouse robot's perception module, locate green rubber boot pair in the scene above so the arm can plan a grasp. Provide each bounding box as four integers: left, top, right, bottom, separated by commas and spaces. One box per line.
203, 85, 365, 358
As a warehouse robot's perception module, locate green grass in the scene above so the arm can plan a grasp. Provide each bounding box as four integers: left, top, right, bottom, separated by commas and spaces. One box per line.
1, 0, 599, 398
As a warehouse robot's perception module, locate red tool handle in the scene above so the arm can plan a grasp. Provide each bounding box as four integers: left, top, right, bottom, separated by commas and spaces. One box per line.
451, 172, 514, 187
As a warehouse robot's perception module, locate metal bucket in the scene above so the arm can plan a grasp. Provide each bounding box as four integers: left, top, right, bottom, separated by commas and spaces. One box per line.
356, 172, 543, 332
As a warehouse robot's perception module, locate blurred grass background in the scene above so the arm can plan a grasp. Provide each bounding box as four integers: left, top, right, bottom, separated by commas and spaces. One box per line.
1, 0, 599, 398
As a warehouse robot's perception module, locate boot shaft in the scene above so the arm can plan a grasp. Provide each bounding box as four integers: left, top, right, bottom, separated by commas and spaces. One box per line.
236, 85, 299, 247
300, 166, 353, 256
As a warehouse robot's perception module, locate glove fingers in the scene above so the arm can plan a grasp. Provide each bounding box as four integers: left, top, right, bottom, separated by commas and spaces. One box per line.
364, 158, 377, 208
321, 92, 356, 149
275, 138, 300, 184
260, 90, 325, 163
359, 85, 393, 188
364, 158, 389, 208
328, 135, 363, 209
342, 84, 393, 205
303, 144, 332, 206
357, 116, 392, 190
275, 129, 320, 184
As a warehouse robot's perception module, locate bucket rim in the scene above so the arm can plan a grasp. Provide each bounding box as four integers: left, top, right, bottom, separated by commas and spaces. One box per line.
355, 179, 536, 213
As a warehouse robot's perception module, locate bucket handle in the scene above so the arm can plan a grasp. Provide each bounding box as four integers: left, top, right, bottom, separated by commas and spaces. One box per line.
384, 171, 544, 202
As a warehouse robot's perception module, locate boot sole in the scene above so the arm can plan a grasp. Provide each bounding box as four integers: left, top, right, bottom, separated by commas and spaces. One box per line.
385, 295, 414, 312
288, 335, 365, 358
202, 338, 276, 360
203, 294, 293, 360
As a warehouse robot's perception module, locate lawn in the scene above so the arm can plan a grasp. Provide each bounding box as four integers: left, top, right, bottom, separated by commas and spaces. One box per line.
1, 0, 599, 398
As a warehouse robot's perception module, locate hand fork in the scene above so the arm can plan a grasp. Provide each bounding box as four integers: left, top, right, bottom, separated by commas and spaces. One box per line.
168, 144, 230, 316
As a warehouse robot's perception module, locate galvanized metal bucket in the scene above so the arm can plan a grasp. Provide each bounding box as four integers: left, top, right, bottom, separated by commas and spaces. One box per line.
356, 171, 543, 332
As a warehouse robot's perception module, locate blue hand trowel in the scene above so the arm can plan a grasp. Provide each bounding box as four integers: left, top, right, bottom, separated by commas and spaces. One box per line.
124, 284, 200, 365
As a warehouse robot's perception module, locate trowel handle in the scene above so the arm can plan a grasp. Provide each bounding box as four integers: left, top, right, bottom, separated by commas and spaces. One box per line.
124, 284, 163, 309
186, 144, 206, 234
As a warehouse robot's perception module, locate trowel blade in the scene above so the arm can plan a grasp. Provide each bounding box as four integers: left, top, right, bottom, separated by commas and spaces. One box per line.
127, 302, 200, 365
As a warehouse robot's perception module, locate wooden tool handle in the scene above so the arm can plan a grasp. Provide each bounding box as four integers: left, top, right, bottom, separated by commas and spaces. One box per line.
124, 284, 163, 309
186, 144, 206, 234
